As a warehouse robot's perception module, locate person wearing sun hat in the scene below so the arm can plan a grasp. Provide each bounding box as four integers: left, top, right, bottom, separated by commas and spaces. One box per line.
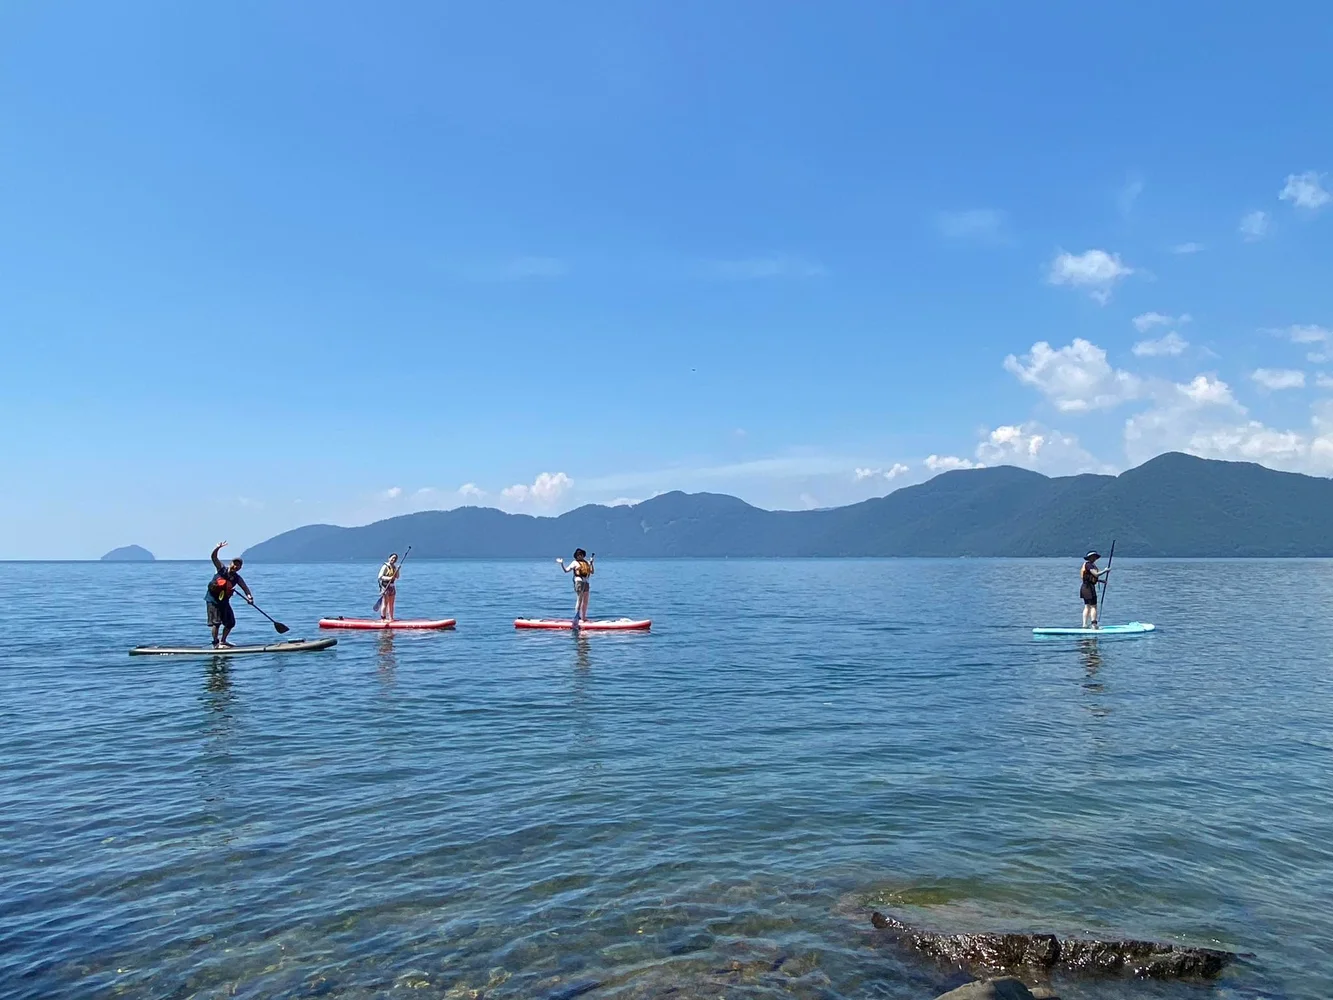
1080, 550, 1109, 629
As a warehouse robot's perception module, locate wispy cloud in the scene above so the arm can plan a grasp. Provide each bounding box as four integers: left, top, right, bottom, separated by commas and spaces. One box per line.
1133, 311, 1191, 333
1252, 368, 1307, 391
1280, 324, 1330, 344
1171, 241, 1204, 255
1118, 175, 1145, 216
1279, 171, 1331, 211
936, 209, 1009, 244
380, 487, 403, 501
1046, 249, 1134, 304
1133, 331, 1189, 357
458, 483, 484, 498
1239, 210, 1270, 242
449, 256, 568, 281
703, 256, 827, 280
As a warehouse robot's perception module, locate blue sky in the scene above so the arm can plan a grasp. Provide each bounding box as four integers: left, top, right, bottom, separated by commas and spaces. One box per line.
3, 1, 1332, 558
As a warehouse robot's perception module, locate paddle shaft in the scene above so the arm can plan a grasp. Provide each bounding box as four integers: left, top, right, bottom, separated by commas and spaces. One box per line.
1099, 539, 1116, 619
243, 597, 290, 634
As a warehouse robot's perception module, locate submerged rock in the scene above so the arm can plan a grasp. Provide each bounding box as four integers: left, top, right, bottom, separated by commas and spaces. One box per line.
871, 911, 1235, 980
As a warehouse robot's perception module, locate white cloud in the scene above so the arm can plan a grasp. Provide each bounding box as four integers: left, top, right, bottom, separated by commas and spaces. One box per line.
704, 256, 826, 280
925, 455, 983, 472
1003, 339, 1143, 412
937, 209, 1008, 243
1282, 324, 1330, 344
608, 497, 640, 507
854, 463, 910, 482
1279, 171, 1331, 211
798, 492, 820, 509
1046, 249, 1134, 304
974, 423, 1106, 474
237, 496, 264, 510
457, 483, 484, 498
1311, 352, 1331, 364
380, 487, 403, 501
1239, 210, 1270, 241
1317, 374, 1333, 390
1175, 374, 1240, 408
1252, 368, 1307, 391
1133, 311, 1191, 333
1133, 331, 1189, 357
1171, 242, 1204, 255
501, 471, 573, 505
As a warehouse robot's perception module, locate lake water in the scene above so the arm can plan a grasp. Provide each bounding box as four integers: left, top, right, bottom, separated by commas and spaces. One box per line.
1, 559, 1331, 1000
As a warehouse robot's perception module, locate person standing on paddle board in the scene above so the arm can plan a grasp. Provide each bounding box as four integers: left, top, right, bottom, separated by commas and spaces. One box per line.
377, 553, 401, 622
556, 549, 594, 624
207, 541, 253, 648
1080, 550, 1110, 629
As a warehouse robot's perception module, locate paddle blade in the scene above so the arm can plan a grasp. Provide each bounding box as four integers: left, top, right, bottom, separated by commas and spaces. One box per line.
274, 621, 291, 634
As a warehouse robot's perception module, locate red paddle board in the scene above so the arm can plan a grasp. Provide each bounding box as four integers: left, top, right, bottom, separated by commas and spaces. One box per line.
514, 618, 651, 631
319, 618, 456, 630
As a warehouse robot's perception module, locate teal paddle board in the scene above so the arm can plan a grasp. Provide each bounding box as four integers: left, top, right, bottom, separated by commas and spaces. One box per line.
1032, 622, 1155, 637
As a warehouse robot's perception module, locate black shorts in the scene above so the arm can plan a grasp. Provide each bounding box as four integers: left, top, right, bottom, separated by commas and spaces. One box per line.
1080, 585, 1099, 606
207, 599, 236, 629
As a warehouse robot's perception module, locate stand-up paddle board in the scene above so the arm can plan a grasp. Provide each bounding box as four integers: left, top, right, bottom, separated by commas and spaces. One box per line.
1032, 622, 1155, 637
319, 618, 456, 630
514, 618, 651, 631
129, 637, 338, 656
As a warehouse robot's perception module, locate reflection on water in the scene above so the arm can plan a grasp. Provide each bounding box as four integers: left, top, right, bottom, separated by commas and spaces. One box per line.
0, 559, 1328, 999
376, 629, 398, 681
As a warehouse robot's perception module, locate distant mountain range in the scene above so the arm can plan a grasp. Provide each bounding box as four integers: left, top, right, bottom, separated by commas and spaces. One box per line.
242, 453, 1333, 561
101, 544, 155, 562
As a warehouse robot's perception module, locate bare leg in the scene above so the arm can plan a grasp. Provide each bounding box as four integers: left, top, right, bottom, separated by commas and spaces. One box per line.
385, 589, 396, 622
220, 623, 234, 647
578, 589, 590, 622
211, 623, 221, 647
1082, 604, 1092, 628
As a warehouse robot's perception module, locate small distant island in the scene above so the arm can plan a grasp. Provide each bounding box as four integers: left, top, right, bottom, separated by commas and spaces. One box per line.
101, 544, 155, 562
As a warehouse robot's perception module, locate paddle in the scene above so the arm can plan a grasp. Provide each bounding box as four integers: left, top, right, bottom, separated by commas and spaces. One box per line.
1098, 539, 1116, 623
373, 545, 411, 613
244, 597, 290, 634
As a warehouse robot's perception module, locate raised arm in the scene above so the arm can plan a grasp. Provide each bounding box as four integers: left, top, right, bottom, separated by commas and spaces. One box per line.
211, 541, 227, 572
556, 557, 573, 573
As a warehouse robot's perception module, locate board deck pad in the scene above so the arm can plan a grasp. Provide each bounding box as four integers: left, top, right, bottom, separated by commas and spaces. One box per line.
1032, 622, 1155, 637
514, 618, 651, 631
129, 637, 338, 656
318, 618, 456, 630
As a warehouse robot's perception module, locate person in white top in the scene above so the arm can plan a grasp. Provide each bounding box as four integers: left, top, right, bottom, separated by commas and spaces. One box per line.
376, 553, 401, 622
556, 548, 594, 625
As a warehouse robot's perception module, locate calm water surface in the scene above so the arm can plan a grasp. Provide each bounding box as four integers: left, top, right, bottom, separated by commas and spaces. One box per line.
1, 559, 1331, 1000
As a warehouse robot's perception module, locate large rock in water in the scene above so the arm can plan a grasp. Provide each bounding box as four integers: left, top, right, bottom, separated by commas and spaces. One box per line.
101, 544, 155, 562
871, 911, 1236, 980
934, 979, 1057, 1000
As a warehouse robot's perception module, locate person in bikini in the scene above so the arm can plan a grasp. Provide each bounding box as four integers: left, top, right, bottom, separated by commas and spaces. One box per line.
207, 541, 254, 647
1080, 550, 1109, 629
556, 548, 594, 625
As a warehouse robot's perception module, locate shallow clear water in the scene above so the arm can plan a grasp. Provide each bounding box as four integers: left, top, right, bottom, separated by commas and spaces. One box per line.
1, 559, 1330, 999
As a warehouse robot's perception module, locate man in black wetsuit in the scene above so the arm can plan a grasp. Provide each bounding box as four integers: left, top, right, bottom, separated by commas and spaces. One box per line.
207, 541, 254, 647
